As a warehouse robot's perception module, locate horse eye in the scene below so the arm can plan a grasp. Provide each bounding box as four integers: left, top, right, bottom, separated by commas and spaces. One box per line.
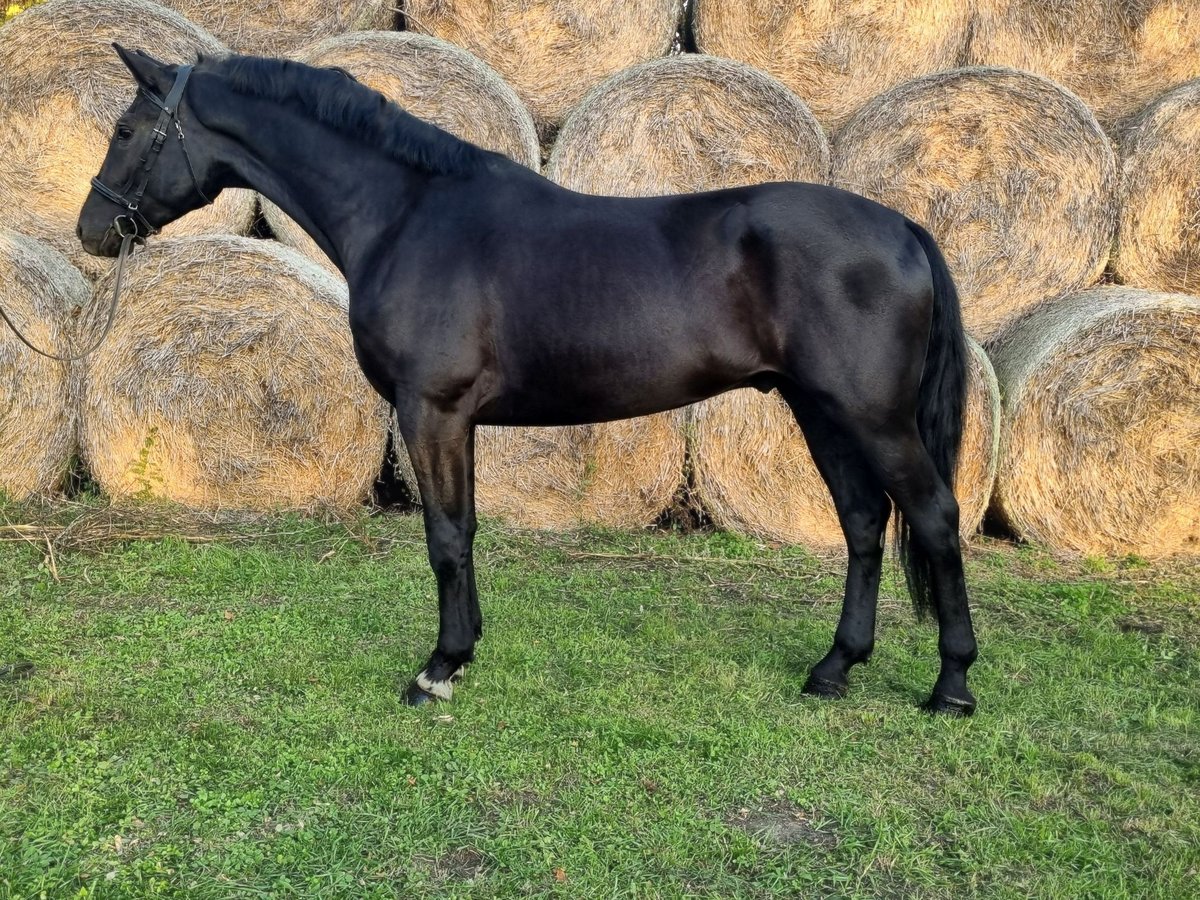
117, 126, 134, 141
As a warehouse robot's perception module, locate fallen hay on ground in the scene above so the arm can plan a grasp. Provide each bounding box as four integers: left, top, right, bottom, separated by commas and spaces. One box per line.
466, 55, 829, 531
157, 0, 393, 56
833, 67, 1118, 340
0, 232, 90, 499
79, 235, 389, 511
691, 0, 972, 134
967, 0, 1200, 133
0, 0, 256, 280
988, 287, 1200, 557
690, 338, 1000, 549
1115, 79, 1200, 295
403, 0, 680, 138
262, 30, 540, 275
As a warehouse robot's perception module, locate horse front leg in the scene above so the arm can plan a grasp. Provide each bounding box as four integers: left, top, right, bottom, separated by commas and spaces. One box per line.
396, 405, 480, 705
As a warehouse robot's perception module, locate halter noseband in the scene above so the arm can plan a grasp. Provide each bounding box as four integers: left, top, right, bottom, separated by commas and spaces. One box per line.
89, 64, 212, 238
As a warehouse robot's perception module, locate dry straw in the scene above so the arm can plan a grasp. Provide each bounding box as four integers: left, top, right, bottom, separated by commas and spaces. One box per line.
403, 0, 680, 138
0, 232, 90, 499
1115, 79, 1200, 295
692, 0, 972, 134
690, 339, 1000, 549
833, 67, 1119, 341
262, 30, 541, 275
0, 0, 256, 280
156, 0, 394, 56
467, 56, 829, 531
79, 235, 390, 511
968, 0, 1200, 134
988, 287, 1200, 557
547, 54, 831, 194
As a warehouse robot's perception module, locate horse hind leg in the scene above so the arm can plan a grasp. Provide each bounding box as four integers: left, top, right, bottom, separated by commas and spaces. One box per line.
851, 422, 978, 715
779, 387, 891, 699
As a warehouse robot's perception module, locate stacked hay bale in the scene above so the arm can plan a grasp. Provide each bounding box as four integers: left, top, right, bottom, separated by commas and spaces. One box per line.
79, 236, 390, 511
261, 30, 541, 275
691, 339, 1000, 549
989, 288, 1200, 557
691, 0, 972, 134
968, 0, 1200, 134
546, 55, 830, 194
1115, 79, 1200, 295
0, 232, 90, 499
833, 67, 1118, 341
402, 0, 680, 139
0, 0, 256, 280
155, 0, 394, 56
474, 55, 807, 531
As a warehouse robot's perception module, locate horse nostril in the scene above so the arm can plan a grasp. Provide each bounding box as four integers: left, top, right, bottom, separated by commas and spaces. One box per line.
76, 223, 83, 240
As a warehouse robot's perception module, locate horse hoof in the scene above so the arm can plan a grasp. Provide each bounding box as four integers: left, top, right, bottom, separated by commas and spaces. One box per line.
802, 674, 848, 700
403, 680, 440, 706
923, 692, 976, 717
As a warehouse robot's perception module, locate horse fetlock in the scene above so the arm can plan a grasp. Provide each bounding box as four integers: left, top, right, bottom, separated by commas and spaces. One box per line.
405, 663, 466, 706
835, 637, 874, 666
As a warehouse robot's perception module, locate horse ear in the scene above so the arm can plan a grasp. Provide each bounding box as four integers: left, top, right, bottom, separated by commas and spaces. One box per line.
113, 43, 172, 96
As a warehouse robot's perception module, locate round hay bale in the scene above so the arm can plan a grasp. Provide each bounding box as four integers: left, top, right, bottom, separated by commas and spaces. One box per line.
403, 0, 680, 138
967, 1, 1200, 134
1115, 79, 1200, 295
468, 55, 828, 531
262, 30, 540, 275
690, 339, 1000, 549
989, 287, 1200, 557
472, 418, 687, 530
0, 232, 90, 499
156, 0, 394, 56
546, 54, 831, 194
0, 0, 256, 280
832, 67, 1119, 341
692, 0, 972, 134
79, 235, 390, 511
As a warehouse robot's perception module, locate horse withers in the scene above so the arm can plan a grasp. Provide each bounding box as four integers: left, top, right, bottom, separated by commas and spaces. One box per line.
77, 46, 978, 715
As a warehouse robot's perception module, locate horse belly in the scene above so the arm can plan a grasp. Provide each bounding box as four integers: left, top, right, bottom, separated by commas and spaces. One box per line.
480, 328, 762, 426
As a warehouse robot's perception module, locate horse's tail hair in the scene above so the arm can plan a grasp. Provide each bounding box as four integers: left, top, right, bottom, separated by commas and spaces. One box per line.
898, 221, 968, 622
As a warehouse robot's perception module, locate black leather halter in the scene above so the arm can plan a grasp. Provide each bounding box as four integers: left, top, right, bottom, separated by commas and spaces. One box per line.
89, 64, 212, 238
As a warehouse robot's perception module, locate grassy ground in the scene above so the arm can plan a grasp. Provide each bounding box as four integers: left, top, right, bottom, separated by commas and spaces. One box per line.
1, 501, 1197, 898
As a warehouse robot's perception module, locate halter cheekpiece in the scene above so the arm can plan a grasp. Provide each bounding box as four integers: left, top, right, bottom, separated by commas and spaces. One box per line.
89, 63, 212, 237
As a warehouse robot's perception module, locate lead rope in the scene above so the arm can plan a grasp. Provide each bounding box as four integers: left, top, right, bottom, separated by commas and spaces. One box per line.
0, 220, 136, 362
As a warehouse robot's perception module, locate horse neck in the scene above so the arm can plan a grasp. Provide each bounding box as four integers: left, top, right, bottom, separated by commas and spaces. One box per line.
191, 75, 427, 277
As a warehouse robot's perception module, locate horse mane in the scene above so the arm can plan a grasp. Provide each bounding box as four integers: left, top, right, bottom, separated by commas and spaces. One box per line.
210, 54, 487, 177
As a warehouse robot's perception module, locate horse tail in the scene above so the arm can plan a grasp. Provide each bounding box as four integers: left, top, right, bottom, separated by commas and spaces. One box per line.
898, 221, 968, 622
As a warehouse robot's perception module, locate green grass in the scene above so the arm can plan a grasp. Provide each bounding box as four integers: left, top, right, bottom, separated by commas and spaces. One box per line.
1, 502, 1198, 898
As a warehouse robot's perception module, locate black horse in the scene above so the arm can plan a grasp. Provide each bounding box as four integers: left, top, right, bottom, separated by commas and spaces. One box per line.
77, 47, 978, 715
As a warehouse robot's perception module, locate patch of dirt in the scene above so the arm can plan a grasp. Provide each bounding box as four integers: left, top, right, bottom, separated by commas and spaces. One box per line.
1116, 615, 1166, 634
420, 846, 489, 882
725, 799, 839, 850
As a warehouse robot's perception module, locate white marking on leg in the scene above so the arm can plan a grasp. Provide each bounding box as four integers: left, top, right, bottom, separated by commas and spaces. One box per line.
416, 670, 454, 700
